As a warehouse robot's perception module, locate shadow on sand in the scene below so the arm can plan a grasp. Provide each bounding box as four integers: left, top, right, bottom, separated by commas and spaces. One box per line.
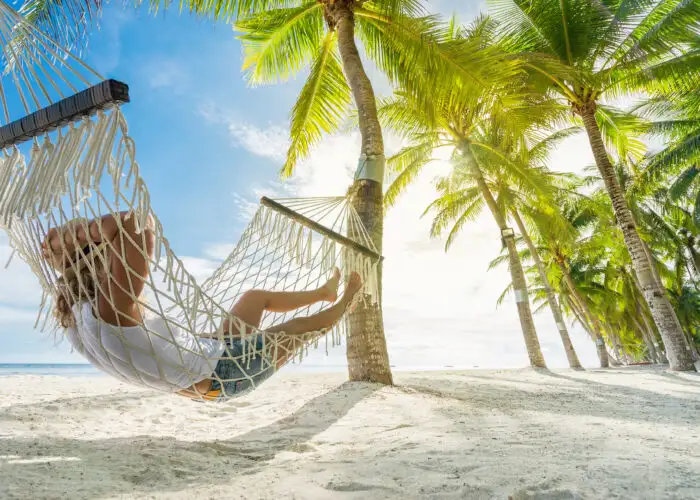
0, 381, 379, 500
397, 366, 699, 425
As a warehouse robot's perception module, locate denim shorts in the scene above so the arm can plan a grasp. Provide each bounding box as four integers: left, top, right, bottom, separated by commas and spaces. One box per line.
208, 335, 275, 400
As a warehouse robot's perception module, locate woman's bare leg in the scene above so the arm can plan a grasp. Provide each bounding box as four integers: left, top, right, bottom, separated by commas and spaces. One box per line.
179, 272, 360, 399
224, 268, 341, 332
270, 272, 363, 368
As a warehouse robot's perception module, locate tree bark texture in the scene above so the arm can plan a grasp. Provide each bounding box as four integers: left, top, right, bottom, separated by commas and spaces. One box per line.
333, 3, 392, 384
579, 102, 695, 372
512, 210, 582, 369
559, 262, 609, 368
466, 155, 546, 368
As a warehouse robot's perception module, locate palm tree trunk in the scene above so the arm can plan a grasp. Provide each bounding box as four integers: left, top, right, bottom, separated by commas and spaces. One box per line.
579, 102, 695, 371
564, 295, 594, 339
633, 315, 658, 363
558, 261, 609, 368
511, 210, 582, 369
606, 325, 625, 366
464, 151, 546, 368
333, 3, 392, 385
641, 240, 665, 289
630, 272, 668, 364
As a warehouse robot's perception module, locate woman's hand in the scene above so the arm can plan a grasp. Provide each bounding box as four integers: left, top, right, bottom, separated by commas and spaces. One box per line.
41, 215, 122, 270
41, 219, 88, 270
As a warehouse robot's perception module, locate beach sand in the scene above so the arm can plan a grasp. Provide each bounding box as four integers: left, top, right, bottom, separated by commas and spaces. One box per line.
1, 366, 699, 499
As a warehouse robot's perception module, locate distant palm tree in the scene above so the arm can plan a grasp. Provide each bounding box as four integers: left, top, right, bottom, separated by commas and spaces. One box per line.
641, 90, 700, 228
485, 134, 585, 369
377, 17, 559, 366
493, 194, 613, 368
491, 0, 700, 371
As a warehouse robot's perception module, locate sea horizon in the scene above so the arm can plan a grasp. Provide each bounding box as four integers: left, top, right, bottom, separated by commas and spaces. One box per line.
0, 362, 483, 376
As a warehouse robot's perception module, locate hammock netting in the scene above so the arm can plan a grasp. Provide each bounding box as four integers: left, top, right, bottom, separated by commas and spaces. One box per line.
0, 0, 381, 401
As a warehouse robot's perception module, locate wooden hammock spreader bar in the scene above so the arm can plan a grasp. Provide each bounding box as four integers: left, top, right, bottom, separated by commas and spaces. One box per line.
260, 196, 383, 263
0, 79, 129, 149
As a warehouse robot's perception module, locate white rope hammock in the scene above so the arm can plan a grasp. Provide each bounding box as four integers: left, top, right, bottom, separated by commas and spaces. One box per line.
0, 0, 380, 401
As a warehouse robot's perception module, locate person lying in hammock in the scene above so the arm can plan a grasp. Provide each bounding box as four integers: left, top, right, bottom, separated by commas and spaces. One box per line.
41, 211, 362, 401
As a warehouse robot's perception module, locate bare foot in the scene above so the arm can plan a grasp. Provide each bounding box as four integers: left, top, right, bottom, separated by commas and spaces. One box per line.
341, 272, 363, 310
320, 267, 341, 302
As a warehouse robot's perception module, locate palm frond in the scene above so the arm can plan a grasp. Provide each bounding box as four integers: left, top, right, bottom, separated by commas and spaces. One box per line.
385, 141, 437, 207
496, 281, 514, 307
236, 2, 323, 85
595, 105, 648, 162
425, 186, 482, 237
488, 253, 510, 271
604, 0, 700, 68
376, 94, 434, 138
669, 166, 700, 201
17, 0, 101, 52
528, 125, 583, 164
282, 32, 351, 177
443, 196, 485, 250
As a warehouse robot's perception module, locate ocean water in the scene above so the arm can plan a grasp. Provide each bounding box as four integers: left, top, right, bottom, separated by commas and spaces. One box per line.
0, 363, 349, 376
0, 363, 102, 377
0, 363, 465, 377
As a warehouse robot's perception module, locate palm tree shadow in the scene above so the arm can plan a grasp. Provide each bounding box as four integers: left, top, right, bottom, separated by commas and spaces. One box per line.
657, 370, 700, 388
540, 367, 699, 398
0, 381, 379, 500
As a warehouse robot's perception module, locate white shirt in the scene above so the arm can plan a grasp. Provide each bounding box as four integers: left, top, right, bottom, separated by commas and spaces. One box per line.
64, 301, 226, 392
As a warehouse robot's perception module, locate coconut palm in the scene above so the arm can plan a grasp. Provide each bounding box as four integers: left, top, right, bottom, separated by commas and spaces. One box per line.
233, 1, 439, 384
490, 0, 700, 371
509, 205, 582, 369
426, 156, 548, 368
504, 193, 613, 367
378, 43, 562, 367
483, 134, 585, 368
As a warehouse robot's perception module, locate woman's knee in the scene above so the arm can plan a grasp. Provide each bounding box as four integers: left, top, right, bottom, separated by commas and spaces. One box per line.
228, 290, 267, 329
236, 290, 267, 309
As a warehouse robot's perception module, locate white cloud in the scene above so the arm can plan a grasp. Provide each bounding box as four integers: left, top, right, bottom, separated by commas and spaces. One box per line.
203, 243, 236, 261
199, 102, 289, 162
0, 235, 43, 309
227, 122, 289, 162
143, 58, 188, 91
0, 306, 37, 324
91, 5, 134, 75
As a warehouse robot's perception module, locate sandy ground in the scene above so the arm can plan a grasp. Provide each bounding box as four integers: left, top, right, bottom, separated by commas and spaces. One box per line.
1, 366, 699, 500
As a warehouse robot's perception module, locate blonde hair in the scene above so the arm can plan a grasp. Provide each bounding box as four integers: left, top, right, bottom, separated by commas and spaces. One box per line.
54, 265, 103, 328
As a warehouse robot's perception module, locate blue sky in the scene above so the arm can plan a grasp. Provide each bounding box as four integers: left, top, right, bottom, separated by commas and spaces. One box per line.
0, 0, 608, 369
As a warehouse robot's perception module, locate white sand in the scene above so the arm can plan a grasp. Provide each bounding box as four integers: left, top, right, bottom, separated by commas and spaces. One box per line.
1, 366, 699, 500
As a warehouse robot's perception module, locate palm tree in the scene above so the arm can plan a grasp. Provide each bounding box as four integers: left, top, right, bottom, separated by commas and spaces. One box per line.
379, 45, 558, 367
427, 157, 548, 368
510, 206, 582, 369
640, 90, 700, 230
483, 135, 585, 369
233, 1, 448, 384
491, 0, 700, 371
